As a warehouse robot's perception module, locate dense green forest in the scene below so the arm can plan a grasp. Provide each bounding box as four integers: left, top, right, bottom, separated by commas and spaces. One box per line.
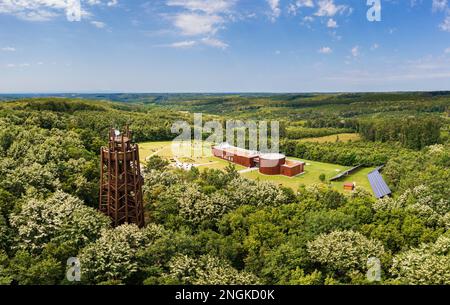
0, 93, 449, 285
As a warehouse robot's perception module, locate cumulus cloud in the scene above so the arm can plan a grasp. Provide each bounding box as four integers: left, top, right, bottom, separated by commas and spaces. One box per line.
267, 0, 281, 21
164, 0, 235, 49
167, 0, 235, 35
298, 0, 315, 7
167, 0, 235, 36
0, 0, 116, 22
173, 13, 223, 36
315, 0, 348, 17
291, 0, 349, 30
288, 0, 315, 15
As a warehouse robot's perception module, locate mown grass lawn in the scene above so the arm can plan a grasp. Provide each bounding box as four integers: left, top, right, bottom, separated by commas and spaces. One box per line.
139, 141, 375, 195
139, 141, 173, 162
241, 158, 374, 194
241, 158, 346, 189
331, 167, 375, 193
139, 141, 246, 171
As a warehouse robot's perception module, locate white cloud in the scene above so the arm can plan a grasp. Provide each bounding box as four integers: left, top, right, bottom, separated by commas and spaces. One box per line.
167, 0, 235, 14
288, 0, 314, 15
107, 0, 118, 7
267, 0, 281, 21
90, 20, 106, 28
6, 63, 31, 68
166, 0, 237, 39
432, 0, 448, 12
298, 0, 314, 7
445, 47, 450, 53
201, 37, 228, 49
327, 18, 337, 28
371, 43, 379, 50
173, 13, 223, 36
315, 0, 348, 17
351, 46, 359, 57
168, 40, 197, 48
440, 14, 450, 32
162, 1, 235, 49
11, 9, 58, 22
318, 46, 332, 54
163, 37, 229, 49
0, 0, 115, 22
1, 46, 16, 52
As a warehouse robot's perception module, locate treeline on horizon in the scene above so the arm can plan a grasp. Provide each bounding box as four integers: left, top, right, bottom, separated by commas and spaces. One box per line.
1, 95, 448, 152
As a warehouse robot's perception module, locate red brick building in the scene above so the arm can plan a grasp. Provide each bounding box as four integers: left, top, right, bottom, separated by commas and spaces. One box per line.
281, 159, 305, 177
212, 143, 259, 167
212, 143, 304, 177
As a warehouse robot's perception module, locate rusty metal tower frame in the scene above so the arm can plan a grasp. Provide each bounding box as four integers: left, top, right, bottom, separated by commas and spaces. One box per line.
99, 127, 145, 227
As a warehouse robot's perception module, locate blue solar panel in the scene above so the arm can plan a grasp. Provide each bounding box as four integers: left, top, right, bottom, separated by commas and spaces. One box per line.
329, 165, 362, 181
368, 170, 392, 199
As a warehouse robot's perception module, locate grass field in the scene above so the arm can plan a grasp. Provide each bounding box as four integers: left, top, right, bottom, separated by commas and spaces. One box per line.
139, 141, 375, 195
241, 157, 374, 194
299, 133, 361, 143
139, 141, 246, 171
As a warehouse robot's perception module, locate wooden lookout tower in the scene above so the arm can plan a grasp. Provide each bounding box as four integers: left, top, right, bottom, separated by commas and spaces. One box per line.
99, 127, 145, 227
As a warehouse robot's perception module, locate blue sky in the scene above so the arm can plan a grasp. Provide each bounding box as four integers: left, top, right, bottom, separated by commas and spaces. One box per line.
0, 0, 449, 93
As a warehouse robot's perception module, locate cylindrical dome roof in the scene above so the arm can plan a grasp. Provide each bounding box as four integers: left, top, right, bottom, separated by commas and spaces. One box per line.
259, 153, 286, 175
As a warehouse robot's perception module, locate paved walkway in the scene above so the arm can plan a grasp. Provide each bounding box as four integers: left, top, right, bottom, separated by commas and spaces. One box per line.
238, 167, 259, 174
145, 147, 167, 161
194, 162, 219, 167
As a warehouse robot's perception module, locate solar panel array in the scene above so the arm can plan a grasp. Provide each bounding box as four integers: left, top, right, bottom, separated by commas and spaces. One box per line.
368, 170, 392, 199
329, 165, 362, 181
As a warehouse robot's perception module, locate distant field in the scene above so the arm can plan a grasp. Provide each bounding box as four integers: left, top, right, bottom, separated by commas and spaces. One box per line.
139, 141, 375, 195
299, 133, 361, 143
